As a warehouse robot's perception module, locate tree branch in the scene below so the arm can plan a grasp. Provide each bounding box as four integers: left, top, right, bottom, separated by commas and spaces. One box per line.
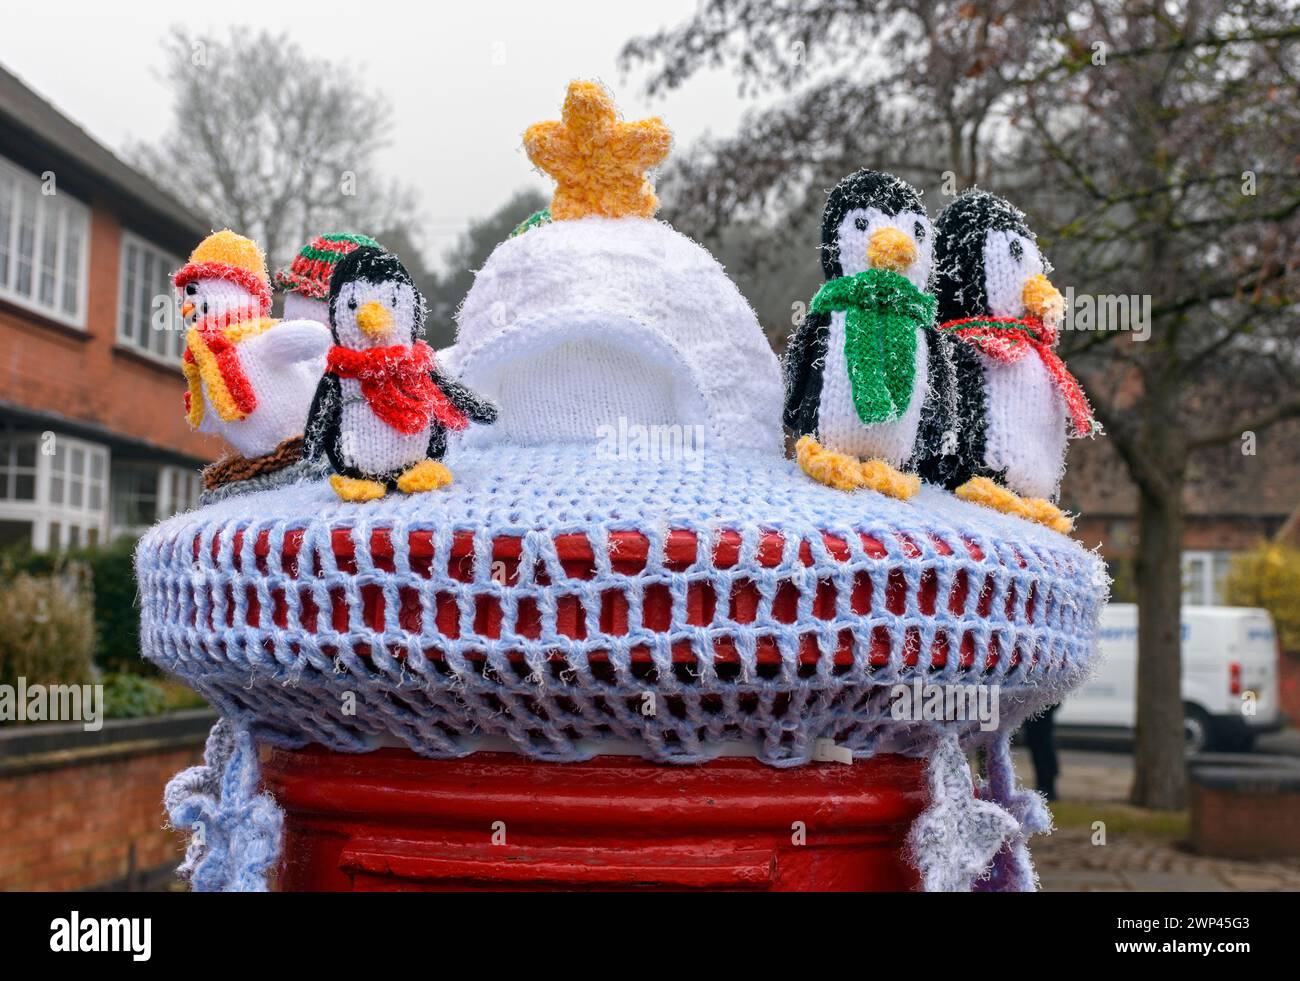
1188, 395, 1300, 450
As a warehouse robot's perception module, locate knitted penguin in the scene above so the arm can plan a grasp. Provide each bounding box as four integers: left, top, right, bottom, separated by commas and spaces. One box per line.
783, 170, 940, 499
274, 233, 382, 326
177, 230, 331, 490
919, 190, 1099, 533
305, 246, 498, 502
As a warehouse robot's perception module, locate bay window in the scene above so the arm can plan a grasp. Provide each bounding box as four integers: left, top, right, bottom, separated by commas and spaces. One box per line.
0, 154, 90, 327
0, 432, 108, 550
118, 230, 184, 362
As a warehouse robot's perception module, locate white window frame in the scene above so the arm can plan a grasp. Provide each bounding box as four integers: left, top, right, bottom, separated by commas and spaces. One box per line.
0, 431, 109, 551
117, 229, 185, 364
1182, 550, 1235, 607
109, 461, 202, 540
0, 154, 91, 329
160, 463, 203, 517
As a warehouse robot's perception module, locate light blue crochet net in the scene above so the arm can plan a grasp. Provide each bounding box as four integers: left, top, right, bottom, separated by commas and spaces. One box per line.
136, 444, 1108, 767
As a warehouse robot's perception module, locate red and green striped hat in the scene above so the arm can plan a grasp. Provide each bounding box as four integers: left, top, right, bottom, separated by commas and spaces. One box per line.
275, 233, 382, 299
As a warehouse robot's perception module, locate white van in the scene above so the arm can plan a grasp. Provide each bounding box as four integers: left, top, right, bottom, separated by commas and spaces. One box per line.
1056, 605, 1285, 753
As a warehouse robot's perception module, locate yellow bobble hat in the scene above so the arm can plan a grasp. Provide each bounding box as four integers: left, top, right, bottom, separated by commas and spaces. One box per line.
174, 230, 273, 315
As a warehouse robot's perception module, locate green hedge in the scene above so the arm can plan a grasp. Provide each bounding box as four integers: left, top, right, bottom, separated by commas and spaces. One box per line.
102, 672, 168, 719
1, 536, 145, 675
0, 569, 96, 691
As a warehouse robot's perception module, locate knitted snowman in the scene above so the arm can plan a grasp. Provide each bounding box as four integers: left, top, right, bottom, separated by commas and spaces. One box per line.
922, 190, 1099, 533
177, 230, 331, 492
275, 233, 382, 326
447, 81, 783, 456
305, 246, 498, 502
783, 170, 940, 500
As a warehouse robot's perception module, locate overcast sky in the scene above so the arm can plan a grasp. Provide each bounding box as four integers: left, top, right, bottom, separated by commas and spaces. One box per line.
2, 0, 753, 265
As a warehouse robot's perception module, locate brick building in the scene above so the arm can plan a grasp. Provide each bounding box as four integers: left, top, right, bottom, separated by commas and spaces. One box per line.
1063, 420, 1300, 605
0, 63, 217, 551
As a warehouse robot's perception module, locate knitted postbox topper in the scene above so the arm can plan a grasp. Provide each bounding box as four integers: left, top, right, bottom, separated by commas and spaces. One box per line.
138, 85, 1108, 895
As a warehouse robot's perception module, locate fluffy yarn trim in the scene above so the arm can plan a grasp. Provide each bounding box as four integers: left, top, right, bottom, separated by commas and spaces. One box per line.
908, 731, 1020, 891
973, 731, 1053, 892
939, 316, 1099, 438
181, 317, 278, 426
164, 717, 282, 892
175, 231, 273, 314
810, 268, 936, 425
327, 341, 467, 435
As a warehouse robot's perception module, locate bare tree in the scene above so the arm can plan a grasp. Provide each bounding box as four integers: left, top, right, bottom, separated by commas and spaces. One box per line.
421, 187, 550, 341
624, 0, 1300, 809
131, 26, 421, 268
1018, 3, 1300, 807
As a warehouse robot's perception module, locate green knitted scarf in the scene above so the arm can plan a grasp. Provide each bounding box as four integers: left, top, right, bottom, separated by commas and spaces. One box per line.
810, 268, 936, 425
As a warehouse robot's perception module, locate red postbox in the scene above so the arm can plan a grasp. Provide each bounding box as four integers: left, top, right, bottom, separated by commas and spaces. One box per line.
248, 528, 959, 891
264, 747, 927, 891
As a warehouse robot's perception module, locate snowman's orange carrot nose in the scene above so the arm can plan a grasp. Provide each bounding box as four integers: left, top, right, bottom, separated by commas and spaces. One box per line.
181, 302, 196, 319
357, 301, 394, 338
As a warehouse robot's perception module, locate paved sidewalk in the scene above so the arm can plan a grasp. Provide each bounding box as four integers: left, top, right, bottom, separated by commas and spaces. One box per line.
1033, 826, 1300, 891
1011, 747, 1300, 891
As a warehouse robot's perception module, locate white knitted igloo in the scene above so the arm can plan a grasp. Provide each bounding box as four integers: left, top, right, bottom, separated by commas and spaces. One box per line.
447, 216, 784, 454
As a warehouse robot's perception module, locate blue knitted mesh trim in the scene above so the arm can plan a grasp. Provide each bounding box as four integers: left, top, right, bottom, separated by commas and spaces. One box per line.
136, 445, 1108, 766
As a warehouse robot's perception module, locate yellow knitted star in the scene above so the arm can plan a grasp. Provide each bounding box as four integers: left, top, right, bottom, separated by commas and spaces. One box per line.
524, 81, 672, 221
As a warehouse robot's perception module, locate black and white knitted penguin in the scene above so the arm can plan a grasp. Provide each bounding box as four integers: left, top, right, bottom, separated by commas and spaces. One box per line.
783, 169, 940, 499
305, 247, 498, 502
917, 190, 1099, 532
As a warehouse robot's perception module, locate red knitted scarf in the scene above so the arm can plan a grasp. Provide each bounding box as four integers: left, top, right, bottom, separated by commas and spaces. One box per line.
327, 341, 467, 436
939, 316, 1099, 437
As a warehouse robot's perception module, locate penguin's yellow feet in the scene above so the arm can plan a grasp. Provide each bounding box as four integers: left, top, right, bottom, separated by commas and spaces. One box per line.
796, 437, 919, 500
797, 436, 866, 492
955, 477, 1074, 533
397, 459, 453, 494
330, 474, 387, 502
955, 476, 1021, 515
1020, 497, 1074, 534
856, 458, 921, 501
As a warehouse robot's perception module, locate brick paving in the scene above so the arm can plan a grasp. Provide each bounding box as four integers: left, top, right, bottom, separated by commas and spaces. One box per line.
1012, 746, 1300, 891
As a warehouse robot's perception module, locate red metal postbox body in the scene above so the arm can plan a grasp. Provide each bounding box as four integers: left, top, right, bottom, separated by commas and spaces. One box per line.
204, 523, 1010, 891
264, 748, 927, 891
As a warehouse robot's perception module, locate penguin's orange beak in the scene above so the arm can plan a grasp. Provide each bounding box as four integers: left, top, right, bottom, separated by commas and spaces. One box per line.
1023, 274, 1065, 325
357, 301, 395, 339
868, 227, 917, 273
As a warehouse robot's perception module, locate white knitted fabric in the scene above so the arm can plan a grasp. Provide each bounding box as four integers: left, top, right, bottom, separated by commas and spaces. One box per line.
817, 318, 931, 466
812, 204, 936, 465
452, 217, 783, 454
282, 291, 331, 328
198, 322, 329, 458
982, 229, 1047, 319
978, 229, 1069, 500
331, 275, 432, 476
833, 206, 934, 290
979, 354, 1068, 499
186, 276, 330, 459
185, 279, 258, 326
